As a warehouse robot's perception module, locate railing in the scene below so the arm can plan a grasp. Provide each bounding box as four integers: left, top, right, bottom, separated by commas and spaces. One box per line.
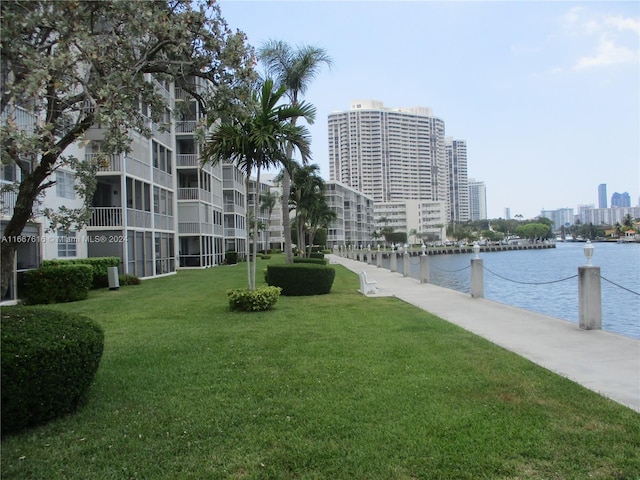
86, 153, 123, 172
153, 168, 173, 189
223, 203, 245, 214
152, 122, 172, 146
177, 188, 212, 202
125, 155, 150, 178
175, 121, 197, 133
126, 208, 151, 228
224, 228, 246, 238
154, 213, 175, 231
178, 222, 213, 234
176, 154, 199, 167
89, 207, 123, 227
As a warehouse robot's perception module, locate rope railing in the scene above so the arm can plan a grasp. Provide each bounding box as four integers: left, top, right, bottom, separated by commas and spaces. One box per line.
600, 275, 640, 296
430, 264, 471, 273
482, 266, 578, 285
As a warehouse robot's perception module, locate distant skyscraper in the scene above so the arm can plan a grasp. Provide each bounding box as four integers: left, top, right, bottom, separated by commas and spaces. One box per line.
446, 138, 469, 222
611, 192, 631, 207
468, 178, 487, 221
504, 207, 511, 220
328, 100, 448, 217
598, 184, 607, 209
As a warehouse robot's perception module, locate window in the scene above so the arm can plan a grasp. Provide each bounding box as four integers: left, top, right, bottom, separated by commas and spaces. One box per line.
56, 171, 75, 199
57, 230, 77, 257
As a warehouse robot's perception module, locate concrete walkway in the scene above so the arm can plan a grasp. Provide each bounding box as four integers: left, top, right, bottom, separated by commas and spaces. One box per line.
330, 254, 640, 413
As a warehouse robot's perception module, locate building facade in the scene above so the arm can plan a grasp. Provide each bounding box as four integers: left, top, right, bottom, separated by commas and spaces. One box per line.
540, 208, 574, 230
611, 192, 631, 208
468, 178, 487, 221
598, 184, 607, 209
325, 181, 374, 248
446, 138, 469, 223
374, 200, 446, 245
328, 100, 449, 215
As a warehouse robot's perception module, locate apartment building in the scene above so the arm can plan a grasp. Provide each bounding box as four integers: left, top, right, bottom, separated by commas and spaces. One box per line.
446, 138, 469, 223
324, 181, 374, 248
468, 178, 488, 221
374, 200, 446, 245
328, 100, 449, 211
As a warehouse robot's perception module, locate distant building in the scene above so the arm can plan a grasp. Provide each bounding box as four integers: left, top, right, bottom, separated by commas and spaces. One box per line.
468, 178, 487, 221
576, 206, 640, 225
446, 138, 469, 223
328, 100, 449, 218
611, 192, 631, 208
598, 184, 607, 209
540, 208, 574, 230
374, 200, 447, 245
504, 208, 511, 220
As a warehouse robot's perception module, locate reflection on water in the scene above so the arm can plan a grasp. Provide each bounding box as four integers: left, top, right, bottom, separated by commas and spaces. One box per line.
381, 242, 639, 339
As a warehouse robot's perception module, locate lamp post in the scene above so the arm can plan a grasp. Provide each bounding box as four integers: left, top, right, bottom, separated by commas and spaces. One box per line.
579, 239, 601, 330
471, 242, 483, 298
472, 242, 480, 259
583, 240, 594, 266
421, 243, 426, 256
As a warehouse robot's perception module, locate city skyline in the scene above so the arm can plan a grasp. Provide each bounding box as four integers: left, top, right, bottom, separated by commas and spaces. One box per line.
218, 0, 639, 219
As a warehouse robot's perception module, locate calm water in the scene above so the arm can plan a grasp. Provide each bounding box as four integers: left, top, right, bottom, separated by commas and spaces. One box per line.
386, 242, 640, 339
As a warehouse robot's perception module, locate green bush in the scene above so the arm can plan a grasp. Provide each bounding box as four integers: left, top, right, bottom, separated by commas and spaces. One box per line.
42, 257, 120, 289
24, 264, 93, 304
260, 255, 271, 260
293, 257, 328, 265
266, 264, 336, 296
1, 306, 104, 436
119, 274, 141, 286
227, 286, 282, 312
225, 251, 238, 264
309, 252, 325, 259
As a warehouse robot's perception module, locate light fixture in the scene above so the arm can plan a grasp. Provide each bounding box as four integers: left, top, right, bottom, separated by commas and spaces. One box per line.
583, 239, 594, 266
472, 242, 480, 259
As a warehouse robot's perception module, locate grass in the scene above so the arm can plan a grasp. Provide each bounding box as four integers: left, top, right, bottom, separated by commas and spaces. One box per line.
1, 255, 639, 479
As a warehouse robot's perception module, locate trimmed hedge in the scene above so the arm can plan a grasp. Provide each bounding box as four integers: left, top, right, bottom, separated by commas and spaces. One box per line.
225, 251, 238, 264
24, 264, 93, 304
309, 252, 325, 259
293, 257, 328, 265
1, 306, 104, 436
42, 257, 120, 289
266, 264, 336, 296
227, 286, 282, 312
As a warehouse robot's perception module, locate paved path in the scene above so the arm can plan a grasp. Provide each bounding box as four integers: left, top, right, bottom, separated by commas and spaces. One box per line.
330, 254, 640, 413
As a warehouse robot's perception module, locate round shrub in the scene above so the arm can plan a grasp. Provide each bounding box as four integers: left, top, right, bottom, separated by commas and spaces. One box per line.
1, 306, 104, 436
266, 264, 336, 296
225, 251, 238, 264
293, 257, 328, 265
227, 286, 282, 312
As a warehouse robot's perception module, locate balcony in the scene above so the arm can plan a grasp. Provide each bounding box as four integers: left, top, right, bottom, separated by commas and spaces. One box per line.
175, 121, 196, 134
86, 153, 123, 172
176, 154, 200, 167
178, 188, 212, 202
178, 222, 214, 234
88, 207, 123, 227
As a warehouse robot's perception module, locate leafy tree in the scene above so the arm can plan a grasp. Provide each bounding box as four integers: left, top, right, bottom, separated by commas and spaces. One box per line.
258, 40, 332, 264
202, 78, 314, 290
0, 0, 255, 298
515, 223, 552, 241
304, 189, 336, 255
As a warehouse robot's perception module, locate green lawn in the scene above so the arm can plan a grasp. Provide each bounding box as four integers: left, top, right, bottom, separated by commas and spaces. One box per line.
2, 256, 639, 479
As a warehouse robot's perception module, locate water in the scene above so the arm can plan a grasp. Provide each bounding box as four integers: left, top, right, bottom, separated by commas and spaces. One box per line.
384, 242, 640, 339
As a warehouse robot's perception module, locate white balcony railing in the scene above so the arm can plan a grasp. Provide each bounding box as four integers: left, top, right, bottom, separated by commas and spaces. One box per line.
175, 121, 196, 133
86, 153, 123, 172
176, 154, 199, 167
178, 222, 213, 234
88, 207, 123, 227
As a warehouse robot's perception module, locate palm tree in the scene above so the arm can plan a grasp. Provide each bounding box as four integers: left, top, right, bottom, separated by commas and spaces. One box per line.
306, 197, 337, 256
289, 163, 324, 256
259, 190, 277, 252
258, 40, 332, 264
202, 78, 314, 290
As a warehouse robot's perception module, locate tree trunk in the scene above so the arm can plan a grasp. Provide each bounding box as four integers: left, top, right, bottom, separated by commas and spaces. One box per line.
1, 244, 17, 300
281, 169, 293, 264
245, 175, 253, 291
252, 166, 261, 291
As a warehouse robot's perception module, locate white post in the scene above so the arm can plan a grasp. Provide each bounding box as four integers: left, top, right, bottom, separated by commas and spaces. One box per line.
390, 251, 397, 272
471, 258, 484, 298
579, 241, 601, 330
403, 250, 410, 277
420, 254, 429, 283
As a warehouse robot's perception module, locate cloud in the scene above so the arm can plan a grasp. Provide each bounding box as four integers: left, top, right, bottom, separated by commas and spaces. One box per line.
557, 6, 639, 71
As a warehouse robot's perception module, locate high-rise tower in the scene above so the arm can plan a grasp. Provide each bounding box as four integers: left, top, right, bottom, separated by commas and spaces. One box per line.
446, 138, 469, 222
598, 184, 607, 209
328, 100, 448, 217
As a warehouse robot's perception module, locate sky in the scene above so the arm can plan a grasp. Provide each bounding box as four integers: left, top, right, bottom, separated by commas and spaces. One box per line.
218, 0, 639, 219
